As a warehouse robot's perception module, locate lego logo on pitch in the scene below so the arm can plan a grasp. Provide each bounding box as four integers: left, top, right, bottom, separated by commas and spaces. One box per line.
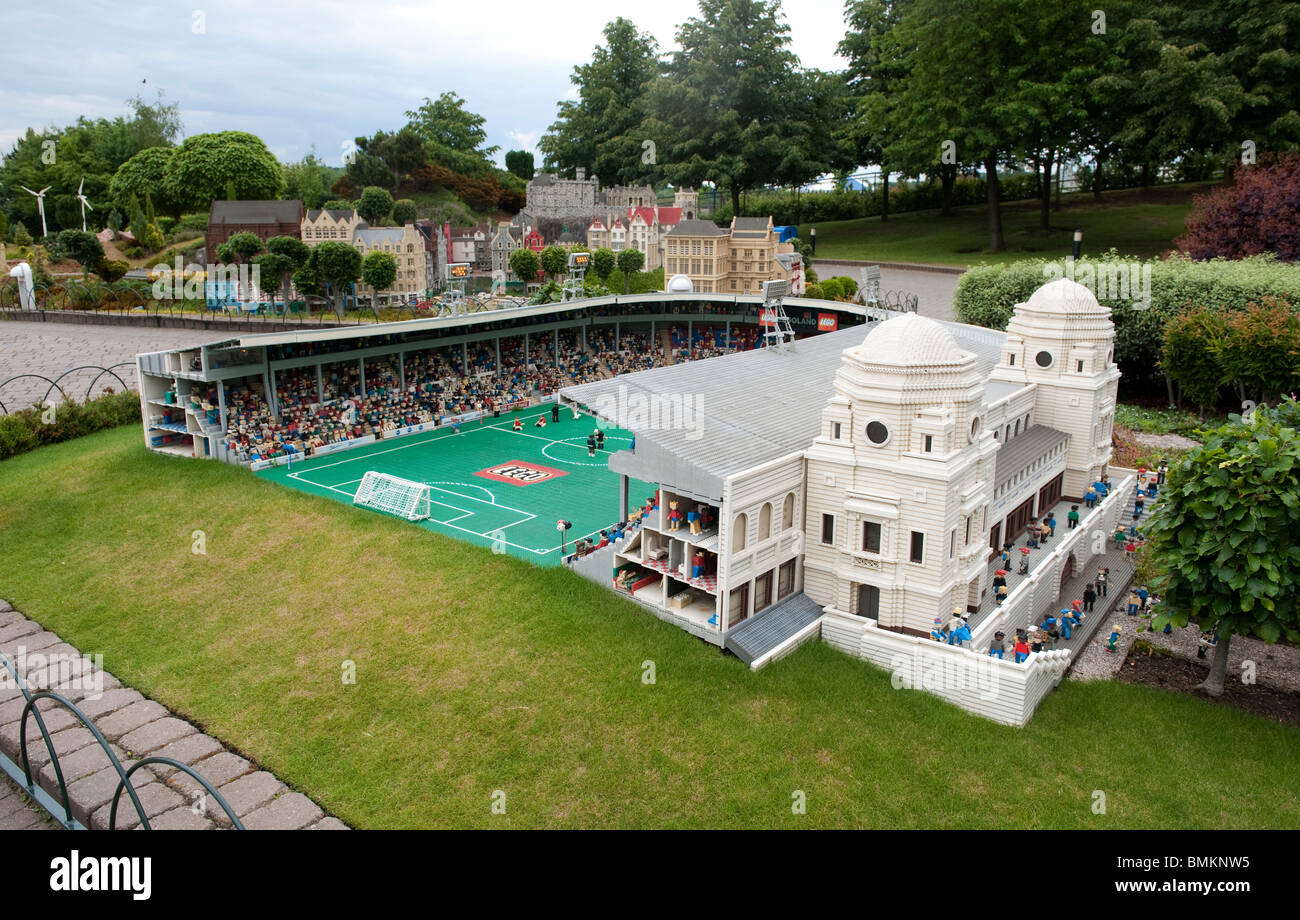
475, 460, 568, 486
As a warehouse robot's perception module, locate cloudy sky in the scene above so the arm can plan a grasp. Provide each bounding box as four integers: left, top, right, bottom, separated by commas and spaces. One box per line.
7, 0, 850, 167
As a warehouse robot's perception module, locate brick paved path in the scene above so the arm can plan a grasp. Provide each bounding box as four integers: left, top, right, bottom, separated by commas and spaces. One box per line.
0, 320, 213, 412
0, 597, 345, 830
0, 773, 58, 830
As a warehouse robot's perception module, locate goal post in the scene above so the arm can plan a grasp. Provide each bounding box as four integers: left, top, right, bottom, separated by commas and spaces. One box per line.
352, 471, 432, 521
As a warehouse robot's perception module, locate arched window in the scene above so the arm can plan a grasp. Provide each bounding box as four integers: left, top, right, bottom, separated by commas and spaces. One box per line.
759, 503, 772, 541
782, 493, 795, 530
732, 514, 748, 552
1014, 419, 1021, 436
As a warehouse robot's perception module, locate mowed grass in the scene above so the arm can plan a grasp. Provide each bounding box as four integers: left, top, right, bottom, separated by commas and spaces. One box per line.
803, 183, 1209, 267
1, 425, 1297, 828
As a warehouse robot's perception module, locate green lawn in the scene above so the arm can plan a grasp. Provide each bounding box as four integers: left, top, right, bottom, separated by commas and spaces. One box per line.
804, 183, 1210, 267
1, 425, 1297, 828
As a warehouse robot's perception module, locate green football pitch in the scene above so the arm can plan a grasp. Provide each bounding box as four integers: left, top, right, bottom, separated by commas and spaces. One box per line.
255, 406, 651, 563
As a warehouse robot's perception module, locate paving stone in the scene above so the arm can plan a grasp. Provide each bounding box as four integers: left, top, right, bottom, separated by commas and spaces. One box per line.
0, 787, 38, 821
241, 792, 324, 830
63, 766, 156, 827
0, 599, 14, 613
0, 621, 42, 644
147, 733, 224, 779
73, 687, 143, 721
0, 610, 34, 631
0, 805, 45, 830
148, 806, 214, 831
167, 751, 252, 793
3, 630, 66, 654
38, 736, 122, 787
120, 717, 196, 756
216, 771, 284, 820
0, 704, 79, 753
307, 816, 349, 830
90, 781, 183, 831
94, 700, 168, 743
22, 726, 97, 772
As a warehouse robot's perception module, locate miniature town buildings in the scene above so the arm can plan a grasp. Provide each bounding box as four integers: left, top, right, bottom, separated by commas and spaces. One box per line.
352, 225, 430, 300
301, 208, 368, 242
661, 215, 802, 295
206, 199, 304, 259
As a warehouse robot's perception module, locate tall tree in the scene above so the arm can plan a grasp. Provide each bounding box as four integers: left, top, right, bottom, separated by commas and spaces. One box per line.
164, 131, 283, 211
647, 1, 804, 215
539, 18, 662, 186
405, 92, 498, 175
356, 186, 395, 225
310, 241, 363, 317
361, 250, 399, 310
504, 150, 535, 180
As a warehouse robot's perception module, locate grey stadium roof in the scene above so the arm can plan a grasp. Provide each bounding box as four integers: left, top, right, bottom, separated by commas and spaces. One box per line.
561, 316, 1008, 500
993, 424, 1070, 491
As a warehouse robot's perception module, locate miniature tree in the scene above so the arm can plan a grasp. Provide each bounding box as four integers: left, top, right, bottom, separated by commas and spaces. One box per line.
97, 259, 129, 283
55, 230, 104, 280
539, 244, 568, 280
11, 221, 32, 247
391, 198, 418, 225
616, 247, 644, 294
1142, 398, 1300, 695
590, 247, 617, 285
361, 250, 398, 310
356, 186, 395, 225
509, 247, 540, 284
254, 235, 311, 312
311, 241, 363, 317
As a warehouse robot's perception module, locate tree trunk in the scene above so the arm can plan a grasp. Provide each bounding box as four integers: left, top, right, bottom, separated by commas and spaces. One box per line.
1140, 162, 1153, 188
984, 155, 1004, 252
1164, 370, 1176, 409
1092, 158, 1105, 199
1039, 149, 1054, 230
731, 186, 741, 218
1197, 632, 1231, 696
940, 164, 957, 217
880, 170, 890, 222
1054, 158, 1063, 211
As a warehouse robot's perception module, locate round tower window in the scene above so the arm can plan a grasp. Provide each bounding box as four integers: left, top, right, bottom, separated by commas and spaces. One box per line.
1035, 350, 1054, 368
866, 421, 890, 445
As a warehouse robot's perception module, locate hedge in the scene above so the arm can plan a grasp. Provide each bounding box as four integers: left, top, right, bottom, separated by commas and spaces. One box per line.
0, 390, 141, 462
953, 253, 1300, 392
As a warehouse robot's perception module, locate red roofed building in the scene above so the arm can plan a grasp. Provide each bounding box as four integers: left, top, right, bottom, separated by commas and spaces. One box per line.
588, 205, 682, 271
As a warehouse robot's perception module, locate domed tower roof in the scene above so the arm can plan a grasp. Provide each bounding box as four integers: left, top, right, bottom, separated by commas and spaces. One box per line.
1021, 278, 1106, 316
854, 313, 970, 367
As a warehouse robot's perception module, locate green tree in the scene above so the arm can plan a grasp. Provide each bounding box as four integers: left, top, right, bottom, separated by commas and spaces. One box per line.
539, 244, 569, 279
590, 247, 617, 283
12, 222, 32, 247
540, 17, 662, 186
109, 146, 176, 216
55, 230, 104, 279
225, 231, 265, 263
361, 250, 399, 309
647, 1, 804, 216
405, 92, 499, 175
356, 187, 395, 225
391, 198, 418, 225
254, 235, 311, 312
344, 151, 395, 190
1142, 398, 1300, 695
96, 259, 129, 282
311, 241, 363, 316
163, 131, 284, 212
504, 150, 535, 180
616, 247, 645, 293
1160, 307, 1228, 416
509, 247, 541, 284
282, 152, 334, 209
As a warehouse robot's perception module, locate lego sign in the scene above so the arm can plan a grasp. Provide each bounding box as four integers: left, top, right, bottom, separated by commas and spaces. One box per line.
818, 313, 838, 331
475, 460, 569, 486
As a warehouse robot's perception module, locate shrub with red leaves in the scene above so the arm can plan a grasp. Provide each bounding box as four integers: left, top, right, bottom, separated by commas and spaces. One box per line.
1176, 154, 1300, 262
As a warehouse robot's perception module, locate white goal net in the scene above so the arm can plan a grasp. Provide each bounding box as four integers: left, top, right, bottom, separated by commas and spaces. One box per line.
352, 471, 432, 521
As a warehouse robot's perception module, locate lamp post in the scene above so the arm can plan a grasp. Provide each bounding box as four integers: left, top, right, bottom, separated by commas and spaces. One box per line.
810, 226, 816, 258
1072, 229, 1082, 261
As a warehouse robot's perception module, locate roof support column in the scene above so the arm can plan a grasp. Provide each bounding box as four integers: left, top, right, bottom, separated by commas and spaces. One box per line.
316, 364, 323, 403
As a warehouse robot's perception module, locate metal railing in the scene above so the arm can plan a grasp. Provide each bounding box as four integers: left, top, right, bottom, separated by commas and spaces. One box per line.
0, 651, 243, 830
0, 363, 135, 416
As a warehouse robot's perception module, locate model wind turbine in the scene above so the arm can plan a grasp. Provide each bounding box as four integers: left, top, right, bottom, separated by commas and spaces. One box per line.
75, 178, 94, 231
19, 185, 51, 238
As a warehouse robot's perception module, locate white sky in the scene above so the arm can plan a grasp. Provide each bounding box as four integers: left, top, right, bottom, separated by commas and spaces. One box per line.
5, 0, 851, 166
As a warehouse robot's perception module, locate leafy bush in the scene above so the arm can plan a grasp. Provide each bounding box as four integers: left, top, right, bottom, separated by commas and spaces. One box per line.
820, 278, 843, 300
804, 282, 825, 300
1176, 153, 1300, 262
954, 253, 1300, 392
156, 216, 177, 236
122, 246, 143, 259
170, 227, 204, 245
833, 275, 857, 297
97, 259, 129, 282
177, 213, 209, 232
0, 390, 141, 462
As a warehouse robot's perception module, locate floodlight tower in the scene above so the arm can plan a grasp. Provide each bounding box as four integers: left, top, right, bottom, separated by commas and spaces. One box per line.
562, 250, 589, 303
443, 262, 469, 315
75, 178, 94, 231
759, 279, 794, 351
19, 186, 51, 238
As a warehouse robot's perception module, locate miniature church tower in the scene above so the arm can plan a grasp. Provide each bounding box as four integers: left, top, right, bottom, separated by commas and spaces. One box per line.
673, 188, 699, 220
986, 278, 1121, 497
802, 314, 998, 634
